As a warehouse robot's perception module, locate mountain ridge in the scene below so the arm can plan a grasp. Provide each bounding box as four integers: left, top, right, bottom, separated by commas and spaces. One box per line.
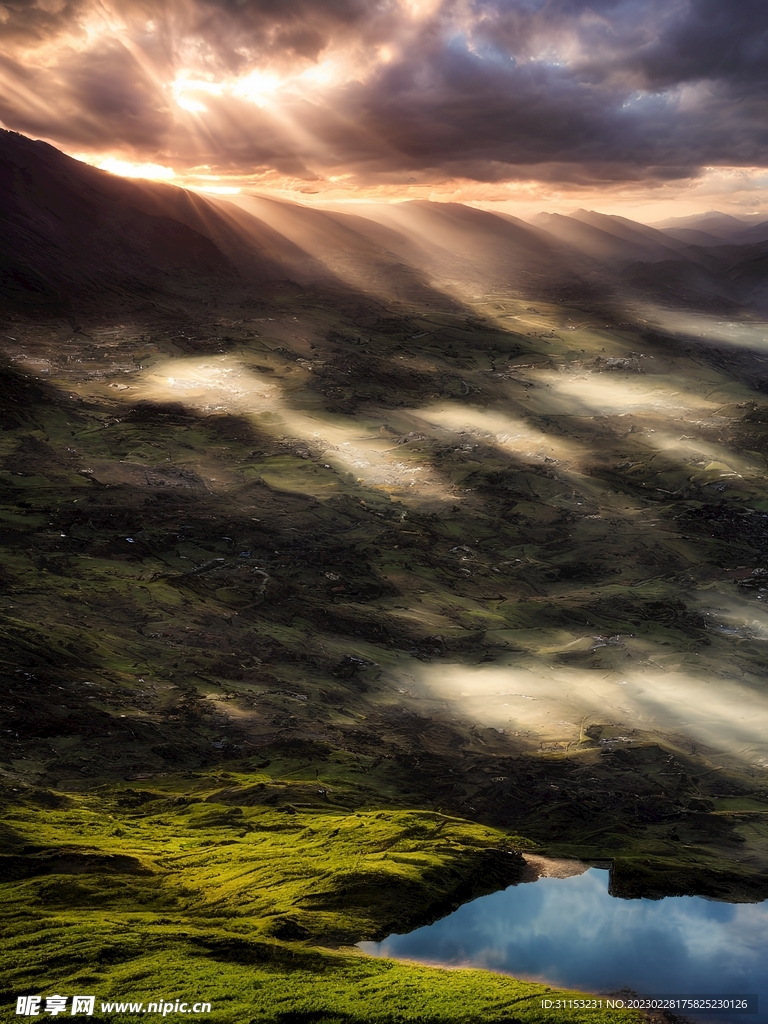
4, 129, 768, 322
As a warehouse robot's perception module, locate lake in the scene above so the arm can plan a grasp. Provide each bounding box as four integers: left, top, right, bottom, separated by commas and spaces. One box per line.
359, 865, 767, 1021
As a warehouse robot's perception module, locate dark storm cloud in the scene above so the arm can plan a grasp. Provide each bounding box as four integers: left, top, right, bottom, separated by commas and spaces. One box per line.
189, 0, 373, 54
0, 0, 92, 45
0, 0, 766, 184
624, 0, 768, 88
329, 0, 768, 181
0, 41, 171, 149
470, 0, 768, 88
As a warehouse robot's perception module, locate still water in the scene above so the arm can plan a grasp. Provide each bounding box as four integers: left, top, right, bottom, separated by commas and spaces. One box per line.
359, 868, 767, 1021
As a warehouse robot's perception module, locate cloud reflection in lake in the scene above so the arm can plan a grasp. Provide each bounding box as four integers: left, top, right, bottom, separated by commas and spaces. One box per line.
360, 868, 767, 1021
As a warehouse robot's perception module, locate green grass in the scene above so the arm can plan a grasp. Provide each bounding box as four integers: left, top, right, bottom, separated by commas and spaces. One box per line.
3, 932, 639, 1024
0, 791, 640, 1024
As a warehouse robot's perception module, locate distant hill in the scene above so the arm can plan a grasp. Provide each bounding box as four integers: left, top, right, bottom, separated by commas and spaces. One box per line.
292, 198, 589, 302
527, 208, 768, 312
571, 209, 691, 250
658, 227, 727, 247
655, 211, 768, 246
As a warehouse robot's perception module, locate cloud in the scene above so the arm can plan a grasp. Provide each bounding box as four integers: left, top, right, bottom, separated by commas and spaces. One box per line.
0, 0, 766, 190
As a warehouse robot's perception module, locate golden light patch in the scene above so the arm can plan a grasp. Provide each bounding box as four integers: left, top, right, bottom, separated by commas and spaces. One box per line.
413, 403, 583, 465
96, 157, 176, 181
104, 356, 458, 505
417, 658, 768, 766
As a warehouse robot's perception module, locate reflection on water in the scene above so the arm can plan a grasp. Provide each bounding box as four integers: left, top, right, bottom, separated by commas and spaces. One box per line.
360, 868, 767, 1021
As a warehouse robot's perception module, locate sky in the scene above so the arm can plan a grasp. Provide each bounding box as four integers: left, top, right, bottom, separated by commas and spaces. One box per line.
1, 0, 767, 219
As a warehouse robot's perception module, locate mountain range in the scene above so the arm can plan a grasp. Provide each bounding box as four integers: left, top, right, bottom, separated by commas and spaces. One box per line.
3, 129, 768, 319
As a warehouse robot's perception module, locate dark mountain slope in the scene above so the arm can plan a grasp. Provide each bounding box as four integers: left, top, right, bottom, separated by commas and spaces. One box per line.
623, 239, 768, 312
220, 194, 450, 306
0, 130, 384, 318
660, 227, 727, 247
0, 130, 245, 314
0, 131, 483, 317
624, 257, 738, 311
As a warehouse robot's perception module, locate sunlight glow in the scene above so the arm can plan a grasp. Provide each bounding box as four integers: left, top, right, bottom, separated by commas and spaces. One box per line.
172, 76, 225, 113
296, 59, 348, 88
97, 157, 175, 181
417, 658, 768, 767
171, 58, 356, 114
400, 0, 443, 20
232, 69, 282, 107
176, 96, 208, 113
414, 403, 582, 465
541, 371, 721, 418
639, 306, 768, 352
165, 49, 376, 128
192, 185, 242, 194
